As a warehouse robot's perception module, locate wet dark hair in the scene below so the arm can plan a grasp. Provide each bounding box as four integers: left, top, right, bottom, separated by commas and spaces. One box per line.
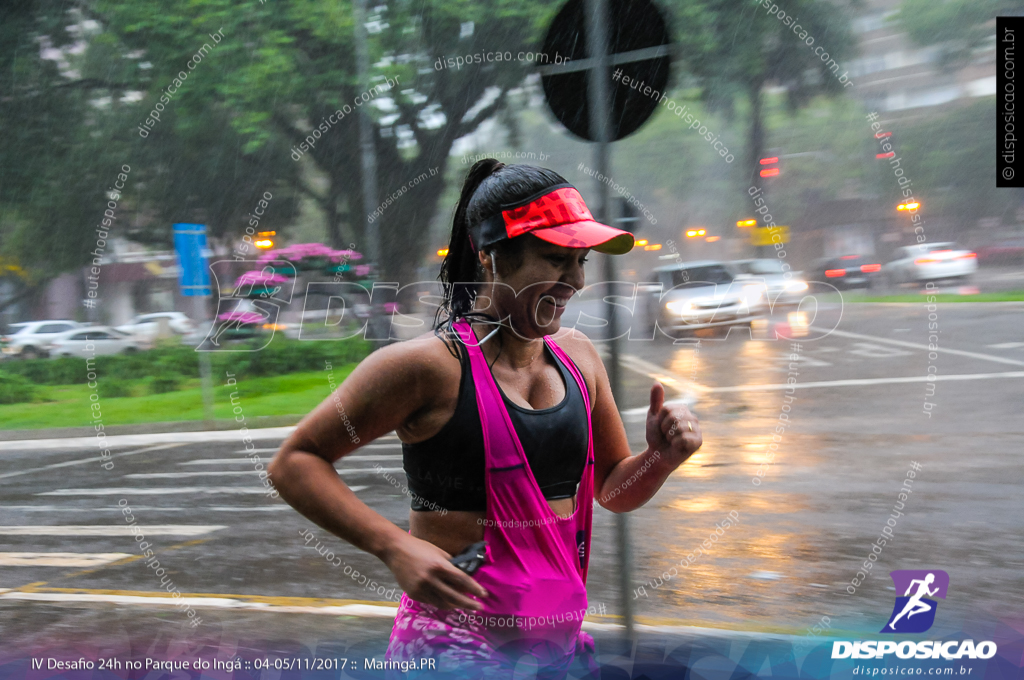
434, 160, 569, 336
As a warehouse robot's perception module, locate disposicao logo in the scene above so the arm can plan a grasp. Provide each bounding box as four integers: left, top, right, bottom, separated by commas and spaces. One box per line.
881, 569, 949, 633
830, 569, 998, 660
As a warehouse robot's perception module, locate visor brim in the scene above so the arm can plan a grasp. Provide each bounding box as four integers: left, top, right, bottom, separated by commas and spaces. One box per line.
529, 221, 635, 255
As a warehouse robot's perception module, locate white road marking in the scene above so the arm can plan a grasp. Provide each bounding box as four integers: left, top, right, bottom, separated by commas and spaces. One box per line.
988, 342, 1024, 349
809, 327, 1024, 367
239, 442, 400, 454
0, 444, 181, 481
125, 468, 402, 479
0, 552, 133, 567
773, 354, 831, 368
0, 429, 400, 453
620, 354, 698, 405
36, 486, 367, 497
847, 342, 912, 358
700, 370, 1024, 394
0, 525, 225, 536
0, 428, 297, 452
0, 505, 292, 513
0, 589, 402, 615
180, 454, 402, 465
181, 459, 275, 465
621, 370, 1024, 410
0, 589, 615, 630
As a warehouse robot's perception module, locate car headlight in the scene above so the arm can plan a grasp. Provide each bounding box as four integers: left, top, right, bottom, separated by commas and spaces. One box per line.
741, 284, 764, 305
784, 280, 809, 292
665, 300, 695, 315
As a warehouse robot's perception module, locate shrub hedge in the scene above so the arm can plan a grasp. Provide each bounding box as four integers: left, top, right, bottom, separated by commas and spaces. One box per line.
0, 337, 374, 386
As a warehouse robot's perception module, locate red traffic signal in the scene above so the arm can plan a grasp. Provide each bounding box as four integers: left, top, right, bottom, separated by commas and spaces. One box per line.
759, 157, 779, 178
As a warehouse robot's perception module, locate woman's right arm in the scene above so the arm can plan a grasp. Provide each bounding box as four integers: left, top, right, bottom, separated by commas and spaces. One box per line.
267, 338, 488, 610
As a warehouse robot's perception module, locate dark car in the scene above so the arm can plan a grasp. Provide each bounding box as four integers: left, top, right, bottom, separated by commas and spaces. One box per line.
810, 255, 884, 290
976, 238, 1024, 266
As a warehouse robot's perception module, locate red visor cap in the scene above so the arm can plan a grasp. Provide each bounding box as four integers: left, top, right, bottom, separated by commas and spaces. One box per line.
474, 184, 635, 255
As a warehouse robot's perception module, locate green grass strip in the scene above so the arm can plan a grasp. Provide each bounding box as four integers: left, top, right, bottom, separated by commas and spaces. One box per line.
0, 367, 354, 430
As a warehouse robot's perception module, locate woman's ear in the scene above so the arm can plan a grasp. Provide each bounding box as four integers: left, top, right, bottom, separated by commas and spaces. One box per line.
478, 250, 494, 279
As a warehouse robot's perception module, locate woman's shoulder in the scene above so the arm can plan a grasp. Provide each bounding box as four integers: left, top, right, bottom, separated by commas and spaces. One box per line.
358, 330, 461, 382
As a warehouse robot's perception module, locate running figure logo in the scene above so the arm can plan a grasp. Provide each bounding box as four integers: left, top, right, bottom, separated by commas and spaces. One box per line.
881, 570, 949, 633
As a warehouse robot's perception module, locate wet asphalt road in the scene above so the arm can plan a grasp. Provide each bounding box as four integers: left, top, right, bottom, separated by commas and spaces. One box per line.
1, 301, 1022, 654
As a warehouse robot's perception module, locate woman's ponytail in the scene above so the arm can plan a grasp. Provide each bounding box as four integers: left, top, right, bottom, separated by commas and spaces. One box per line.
437, 159, 505, 328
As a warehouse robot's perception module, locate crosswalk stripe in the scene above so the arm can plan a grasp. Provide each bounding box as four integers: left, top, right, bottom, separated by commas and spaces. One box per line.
36, 486, 368, 496
0, 444, 181, 481
0, 428, 297, 452
180, 454, 402, 465
125, 469, 401, 479
239, 442, 401, 454
0, 525, 226, 536
0, 505, 292, 513
0, 553, 133, 567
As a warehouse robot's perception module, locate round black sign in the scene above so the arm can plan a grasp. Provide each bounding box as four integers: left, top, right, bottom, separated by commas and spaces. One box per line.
541, 0, 672, 142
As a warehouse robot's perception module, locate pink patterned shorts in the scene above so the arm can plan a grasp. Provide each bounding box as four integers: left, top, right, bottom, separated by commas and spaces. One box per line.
385, 594, 598, 680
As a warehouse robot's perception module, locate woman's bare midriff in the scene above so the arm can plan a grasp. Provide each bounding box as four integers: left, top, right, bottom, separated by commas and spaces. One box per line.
409, 495, 576, 557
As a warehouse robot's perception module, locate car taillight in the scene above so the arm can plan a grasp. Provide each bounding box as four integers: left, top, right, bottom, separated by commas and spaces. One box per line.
955, 252, 977, 259
914, 257, 935, 265
825, 269, 846, 277
860, 264, 881, 273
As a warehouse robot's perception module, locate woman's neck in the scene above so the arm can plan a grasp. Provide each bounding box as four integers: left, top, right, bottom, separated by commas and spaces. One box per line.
468, 308, 545, 370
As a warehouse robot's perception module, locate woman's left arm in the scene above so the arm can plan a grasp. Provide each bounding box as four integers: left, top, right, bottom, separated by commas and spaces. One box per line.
571, 337, 702, 513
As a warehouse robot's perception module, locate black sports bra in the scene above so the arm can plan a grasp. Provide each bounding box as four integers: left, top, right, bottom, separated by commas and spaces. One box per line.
402, 337, 589, 512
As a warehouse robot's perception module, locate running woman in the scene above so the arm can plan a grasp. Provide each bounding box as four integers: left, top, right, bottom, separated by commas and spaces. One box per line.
269, 161, 703, 677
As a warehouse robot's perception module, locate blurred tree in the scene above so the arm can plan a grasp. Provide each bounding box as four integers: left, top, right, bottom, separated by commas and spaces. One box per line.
667, 0, 857, 185
0, 1, 123, 312
95, 0, 559, 280
895, 0, 1021, 69
0, 1, 301, 313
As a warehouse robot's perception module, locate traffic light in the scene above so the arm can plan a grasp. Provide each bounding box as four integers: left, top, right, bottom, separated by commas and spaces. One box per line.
255, 231, 275, 249
759, 157, 779, 178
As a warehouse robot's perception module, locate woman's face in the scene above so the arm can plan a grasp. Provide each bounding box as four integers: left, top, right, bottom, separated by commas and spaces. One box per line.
479, 236, 588, 339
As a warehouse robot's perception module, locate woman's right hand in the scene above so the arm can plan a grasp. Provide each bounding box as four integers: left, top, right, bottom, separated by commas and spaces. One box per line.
383, 534, 489, 611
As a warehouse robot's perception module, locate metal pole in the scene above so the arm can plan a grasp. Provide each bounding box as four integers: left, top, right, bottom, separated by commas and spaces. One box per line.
585, 0, 635, 641
194, 295, 216, 429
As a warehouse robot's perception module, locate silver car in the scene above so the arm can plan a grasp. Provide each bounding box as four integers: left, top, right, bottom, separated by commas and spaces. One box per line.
642, 261, 767, 334
732, 258, 810, 306
0, 320, 83, 359
47, 326, 146, 358
883, 242, 978, 285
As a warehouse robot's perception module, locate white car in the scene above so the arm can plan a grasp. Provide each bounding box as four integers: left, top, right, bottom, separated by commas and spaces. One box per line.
884, 243, 977, 285
732, 259, 810, 307
1, 320, 83, 359
643, 261, 767, 335
116, 312, 196, 339
48, 327, 146, 358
